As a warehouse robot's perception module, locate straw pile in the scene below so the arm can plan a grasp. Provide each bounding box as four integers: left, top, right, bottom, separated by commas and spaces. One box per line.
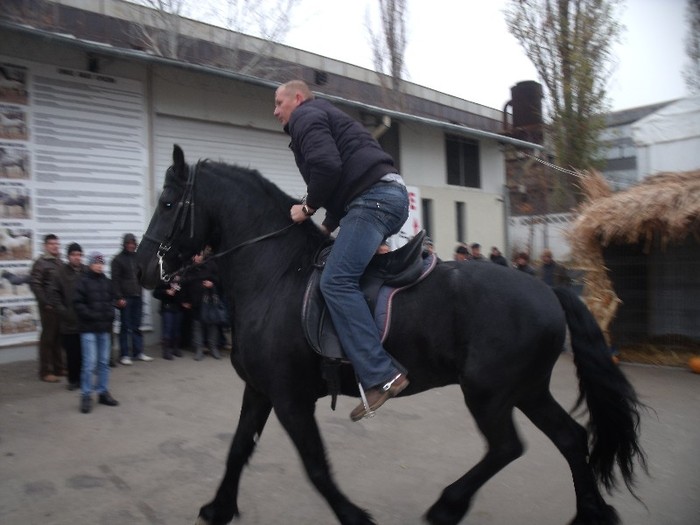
568, 170, 700, 343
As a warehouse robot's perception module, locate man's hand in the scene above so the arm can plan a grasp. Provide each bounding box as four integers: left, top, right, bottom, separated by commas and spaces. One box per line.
290, 204, 314, 223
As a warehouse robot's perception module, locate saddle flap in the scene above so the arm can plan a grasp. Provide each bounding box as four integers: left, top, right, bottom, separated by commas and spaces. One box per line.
302, 231, 435, 363
302, 268, 346, 361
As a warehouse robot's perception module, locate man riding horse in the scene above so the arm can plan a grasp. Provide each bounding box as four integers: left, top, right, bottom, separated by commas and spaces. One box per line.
274, 80, 410, 421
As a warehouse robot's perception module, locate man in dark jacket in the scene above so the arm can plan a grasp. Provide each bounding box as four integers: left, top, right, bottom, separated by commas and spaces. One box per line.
537, 249, 571, 287
30, 233, 63, 382
74, 252, 119, 414
274, 80, 409, 422
489, 246, 508, 267
514, 252, 536, 275
111, 233, 152, 365
49, 242, 86, 390
182, 250, 223, 361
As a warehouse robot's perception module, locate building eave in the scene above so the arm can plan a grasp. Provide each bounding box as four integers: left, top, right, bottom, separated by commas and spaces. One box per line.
1, 19, 541, 151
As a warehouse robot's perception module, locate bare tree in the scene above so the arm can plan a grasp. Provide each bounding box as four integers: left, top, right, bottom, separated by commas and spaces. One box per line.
126, 0, 190, 59
204, 0, 300, 77
684, 0, 700, 93
367, 0, 409, 94
505, 0, 623, 176
125, 0, 299, 77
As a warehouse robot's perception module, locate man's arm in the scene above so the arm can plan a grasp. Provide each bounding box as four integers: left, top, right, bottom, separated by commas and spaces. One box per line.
29, 259, 48, 306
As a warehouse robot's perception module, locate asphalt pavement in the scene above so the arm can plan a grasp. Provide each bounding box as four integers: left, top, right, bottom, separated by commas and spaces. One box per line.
1, 349, 698, 524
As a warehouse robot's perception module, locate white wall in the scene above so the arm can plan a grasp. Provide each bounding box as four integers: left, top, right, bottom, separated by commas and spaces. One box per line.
633, 96, 700, 175
399, 124, 506, 260
637, 137, 700, 176
508, 213, 574, 262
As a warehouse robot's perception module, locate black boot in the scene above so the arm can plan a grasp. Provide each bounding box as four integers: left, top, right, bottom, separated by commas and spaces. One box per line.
162, 339, 173, 360
98, 391, 119, 406
172, 338, 183, 357
80, 394, 92, 414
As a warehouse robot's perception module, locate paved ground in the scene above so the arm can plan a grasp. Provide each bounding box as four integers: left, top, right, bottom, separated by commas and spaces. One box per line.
1, 349, 698, 525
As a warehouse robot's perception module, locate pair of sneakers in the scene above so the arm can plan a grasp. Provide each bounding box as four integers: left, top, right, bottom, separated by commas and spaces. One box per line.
119, 353, 153, 366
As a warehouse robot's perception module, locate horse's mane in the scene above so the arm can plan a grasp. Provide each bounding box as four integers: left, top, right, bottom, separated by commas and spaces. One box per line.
192, 159, 326, 287
202, 159, 296, 212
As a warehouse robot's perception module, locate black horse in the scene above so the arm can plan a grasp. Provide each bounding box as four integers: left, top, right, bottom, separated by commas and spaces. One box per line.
136, 145, 646, 525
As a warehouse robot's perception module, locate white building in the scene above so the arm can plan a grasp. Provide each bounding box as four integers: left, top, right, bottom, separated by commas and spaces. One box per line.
0, 0, 540, 351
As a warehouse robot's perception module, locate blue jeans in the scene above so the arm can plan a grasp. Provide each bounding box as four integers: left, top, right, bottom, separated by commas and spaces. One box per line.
192, 319, 217, 350
320, 181, 409, 389
162, 309, 183, 341
119, 296, 143, 357
80, 332, 111, 396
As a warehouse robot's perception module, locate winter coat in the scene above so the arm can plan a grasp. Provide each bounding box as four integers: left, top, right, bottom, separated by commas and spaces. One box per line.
182, 258, 220, 315
515, 263, 536, 276
490, 254, 508, 267
30, 254, 62, 307
153, 277, 186, 313
537, 261, 571, 287
48, 262, 86, 334
285, 98, 397, 231
73, 270, 115, 333
111, 249, 142, 299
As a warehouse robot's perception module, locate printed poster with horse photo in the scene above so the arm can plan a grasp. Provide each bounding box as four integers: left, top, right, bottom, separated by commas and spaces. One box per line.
0, 64, 28, 106
0, 263, 32, 298
0, 226, 32, 261
0, 107, 28, 142
0, 144, 29, 180
0, 304, 38, 337
0, 185, 31, 220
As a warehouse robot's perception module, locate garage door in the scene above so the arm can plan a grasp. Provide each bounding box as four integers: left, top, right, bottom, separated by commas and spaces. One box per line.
153, 115, 306, 200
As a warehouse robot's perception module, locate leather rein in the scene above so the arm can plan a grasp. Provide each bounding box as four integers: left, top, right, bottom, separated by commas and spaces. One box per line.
144, 162, 294, 282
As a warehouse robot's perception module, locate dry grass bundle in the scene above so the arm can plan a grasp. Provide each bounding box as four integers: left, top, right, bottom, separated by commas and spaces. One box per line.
568, 170, 700, 347
571, 170, 700, 253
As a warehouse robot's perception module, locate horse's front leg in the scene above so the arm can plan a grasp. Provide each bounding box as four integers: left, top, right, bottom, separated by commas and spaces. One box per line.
196, 384, 272, 525
274, 399, 376, 525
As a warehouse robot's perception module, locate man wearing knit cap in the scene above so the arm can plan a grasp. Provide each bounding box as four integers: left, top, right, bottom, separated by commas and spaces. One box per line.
111, 233, 152, 365
48, 242, 86, 390
74, 251, 119, 413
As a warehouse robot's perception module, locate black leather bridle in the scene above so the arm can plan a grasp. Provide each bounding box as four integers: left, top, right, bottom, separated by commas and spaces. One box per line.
142, 162, 198, 282
143, 161, 294, 282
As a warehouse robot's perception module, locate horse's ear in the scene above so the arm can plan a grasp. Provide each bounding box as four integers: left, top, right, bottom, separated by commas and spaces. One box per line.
173, 144, 185, 169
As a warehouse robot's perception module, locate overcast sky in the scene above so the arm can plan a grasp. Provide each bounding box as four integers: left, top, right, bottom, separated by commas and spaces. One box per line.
281, 0, 689, 111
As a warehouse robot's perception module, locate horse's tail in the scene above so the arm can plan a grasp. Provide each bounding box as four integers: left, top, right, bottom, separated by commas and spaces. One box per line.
552, 286, 648, 495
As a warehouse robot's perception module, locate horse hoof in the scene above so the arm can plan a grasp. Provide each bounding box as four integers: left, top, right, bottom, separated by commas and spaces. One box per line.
194, 517, 210, 525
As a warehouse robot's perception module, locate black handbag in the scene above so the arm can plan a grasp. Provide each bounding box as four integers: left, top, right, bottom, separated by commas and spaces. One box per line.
200, 291, 229, 325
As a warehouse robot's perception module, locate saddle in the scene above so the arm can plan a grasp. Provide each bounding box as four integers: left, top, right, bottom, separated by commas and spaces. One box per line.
301, 231, 437, 408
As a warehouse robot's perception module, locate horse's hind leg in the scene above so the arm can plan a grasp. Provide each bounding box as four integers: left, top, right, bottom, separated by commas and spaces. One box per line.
274, 401, 376, 525
197, 384, 272, 525
518, 389, 620, 525
426, 388, 524, 525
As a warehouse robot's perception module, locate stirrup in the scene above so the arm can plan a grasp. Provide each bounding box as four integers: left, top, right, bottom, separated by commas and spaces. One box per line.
357, 381, 376, 419
381, 373, 402, 392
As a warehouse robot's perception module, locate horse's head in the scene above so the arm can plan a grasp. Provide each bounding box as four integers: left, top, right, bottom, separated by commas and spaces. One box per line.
136, 144, 209, 289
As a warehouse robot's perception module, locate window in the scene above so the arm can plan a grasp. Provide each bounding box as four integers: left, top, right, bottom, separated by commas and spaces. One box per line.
421, 198, 433, 238
446, 134, 480, 188
455, 201, 466, 243
378, 125, 401, 172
